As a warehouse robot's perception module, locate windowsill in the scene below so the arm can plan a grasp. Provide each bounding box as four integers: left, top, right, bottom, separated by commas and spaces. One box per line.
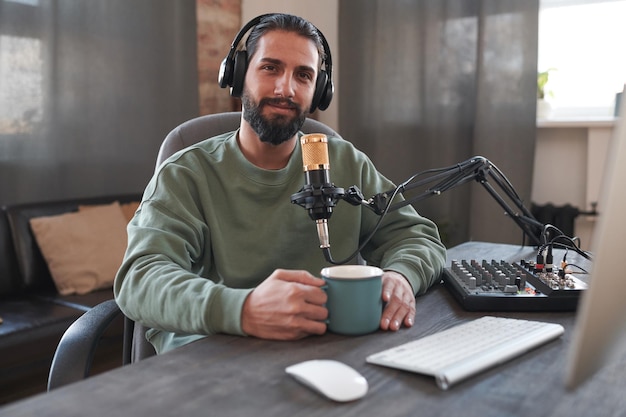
537, 116, 618, 128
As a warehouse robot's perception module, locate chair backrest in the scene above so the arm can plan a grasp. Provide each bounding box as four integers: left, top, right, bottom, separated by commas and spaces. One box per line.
131, 112, 341, 362
156, 111, 341, 168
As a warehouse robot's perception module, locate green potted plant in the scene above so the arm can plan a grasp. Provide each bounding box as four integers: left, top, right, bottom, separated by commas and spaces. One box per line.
537, 69, 555, 119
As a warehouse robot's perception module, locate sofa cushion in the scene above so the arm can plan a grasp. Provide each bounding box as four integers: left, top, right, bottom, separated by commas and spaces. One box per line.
120, 201, 140, 222
29, 202, 128, 295
5, 194, 141, 294
80, 201, 139, 223
0, 298, 82, 346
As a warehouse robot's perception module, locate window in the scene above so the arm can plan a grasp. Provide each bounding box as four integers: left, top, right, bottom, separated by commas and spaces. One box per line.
538, 0, 626, 119
0, 35, 43, 135
0, 0, 43, 136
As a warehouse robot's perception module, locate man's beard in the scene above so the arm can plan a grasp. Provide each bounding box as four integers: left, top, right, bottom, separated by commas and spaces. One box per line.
241, 91, 307, 146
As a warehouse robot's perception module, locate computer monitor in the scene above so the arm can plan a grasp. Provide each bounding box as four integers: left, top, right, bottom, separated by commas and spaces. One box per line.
564, 89, 626, 389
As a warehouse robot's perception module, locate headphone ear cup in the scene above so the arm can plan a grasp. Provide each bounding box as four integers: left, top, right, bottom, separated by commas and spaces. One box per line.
230, 50, 248, 98
311, 70, 333, 112
310, 70, 328, 113
317, 78, 334, 111
218, 56, 232, 89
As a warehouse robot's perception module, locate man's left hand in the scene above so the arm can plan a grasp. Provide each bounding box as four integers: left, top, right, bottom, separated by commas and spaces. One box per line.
380, 271, 416, 331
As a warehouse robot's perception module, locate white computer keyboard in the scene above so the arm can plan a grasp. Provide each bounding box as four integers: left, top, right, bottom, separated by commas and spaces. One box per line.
366, 316, 564, 390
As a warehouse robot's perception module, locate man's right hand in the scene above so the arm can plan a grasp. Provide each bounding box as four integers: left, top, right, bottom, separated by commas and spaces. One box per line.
241, 269, 328, 340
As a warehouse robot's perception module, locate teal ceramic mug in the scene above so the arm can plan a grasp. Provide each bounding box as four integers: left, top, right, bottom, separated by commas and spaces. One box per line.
321, 265, 384, 335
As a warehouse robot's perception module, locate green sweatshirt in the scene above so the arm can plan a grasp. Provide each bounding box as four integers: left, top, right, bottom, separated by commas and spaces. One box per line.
114, 131, 446, 353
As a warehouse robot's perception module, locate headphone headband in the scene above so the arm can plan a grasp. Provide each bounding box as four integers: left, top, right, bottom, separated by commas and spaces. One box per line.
223, 14, 273, 72
217, 13, 334, 112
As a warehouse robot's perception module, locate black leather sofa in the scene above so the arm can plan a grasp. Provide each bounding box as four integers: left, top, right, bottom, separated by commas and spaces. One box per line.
0, 193, 141, 404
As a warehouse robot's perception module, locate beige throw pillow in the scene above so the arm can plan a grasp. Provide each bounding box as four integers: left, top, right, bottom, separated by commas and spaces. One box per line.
80, 200, 140, 222
29, 202, 128, 295
120, 201, 140, 222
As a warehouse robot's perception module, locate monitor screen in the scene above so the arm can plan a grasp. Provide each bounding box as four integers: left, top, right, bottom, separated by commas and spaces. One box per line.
564, 89, 626, 389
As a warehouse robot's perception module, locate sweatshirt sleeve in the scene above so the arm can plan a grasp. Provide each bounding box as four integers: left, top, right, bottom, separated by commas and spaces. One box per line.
114, 164, 252, 338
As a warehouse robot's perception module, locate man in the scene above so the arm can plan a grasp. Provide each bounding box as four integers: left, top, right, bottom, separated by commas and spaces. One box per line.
114, 13, 446, 354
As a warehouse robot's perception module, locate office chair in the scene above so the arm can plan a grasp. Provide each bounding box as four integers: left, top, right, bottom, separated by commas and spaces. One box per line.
47, 112, 341, 391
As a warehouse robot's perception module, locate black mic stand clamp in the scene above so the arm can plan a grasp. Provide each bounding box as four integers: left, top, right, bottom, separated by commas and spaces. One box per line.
291, 184, 345, 250
342, 186, 389, 216
290, 184, 345, 221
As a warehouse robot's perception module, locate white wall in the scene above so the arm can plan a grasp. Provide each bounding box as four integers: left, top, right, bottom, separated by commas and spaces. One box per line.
533, 121, 616, 250
241, 0, 339, 130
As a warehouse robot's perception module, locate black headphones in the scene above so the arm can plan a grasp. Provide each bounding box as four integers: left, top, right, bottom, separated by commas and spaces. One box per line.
217, 13, 334, 112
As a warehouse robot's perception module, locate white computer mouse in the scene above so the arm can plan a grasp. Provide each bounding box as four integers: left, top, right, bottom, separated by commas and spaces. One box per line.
285, 359, 368, 402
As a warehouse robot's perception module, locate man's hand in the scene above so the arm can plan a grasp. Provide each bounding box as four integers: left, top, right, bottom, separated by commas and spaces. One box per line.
241, 269, 328, 340
380, 271, 416, 331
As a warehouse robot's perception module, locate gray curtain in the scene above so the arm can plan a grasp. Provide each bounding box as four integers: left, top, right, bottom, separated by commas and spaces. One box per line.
339, 0, 539, 247
0, 0, 199, 205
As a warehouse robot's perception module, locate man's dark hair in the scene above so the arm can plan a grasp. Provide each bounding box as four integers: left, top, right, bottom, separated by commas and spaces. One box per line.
244, 13, 326, 67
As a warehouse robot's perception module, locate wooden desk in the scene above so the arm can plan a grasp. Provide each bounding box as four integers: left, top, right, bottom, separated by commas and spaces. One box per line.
2, 242, 625, 417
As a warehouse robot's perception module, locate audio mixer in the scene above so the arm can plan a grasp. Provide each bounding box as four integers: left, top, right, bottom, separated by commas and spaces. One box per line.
442, 258, 588, 311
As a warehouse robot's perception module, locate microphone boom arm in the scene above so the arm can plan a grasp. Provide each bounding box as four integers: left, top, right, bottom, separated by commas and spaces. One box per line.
346, 156, 543, 246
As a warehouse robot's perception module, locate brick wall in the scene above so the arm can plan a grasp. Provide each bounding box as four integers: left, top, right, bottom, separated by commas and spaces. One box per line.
196, 0, 241, 115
